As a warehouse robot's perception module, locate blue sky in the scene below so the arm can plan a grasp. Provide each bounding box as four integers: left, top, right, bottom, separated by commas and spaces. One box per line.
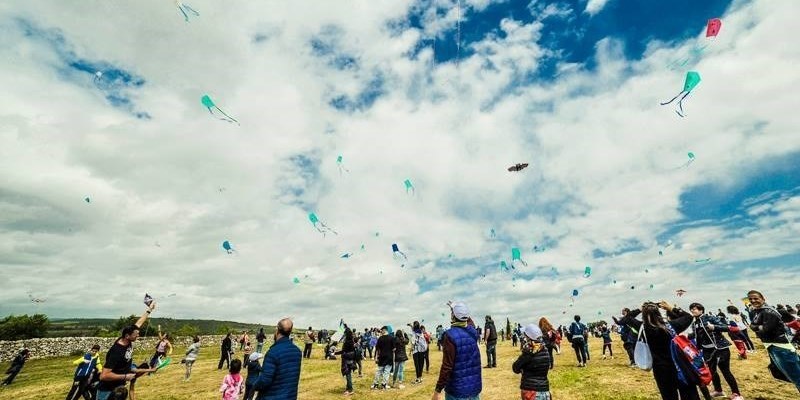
0, 0, 798, 328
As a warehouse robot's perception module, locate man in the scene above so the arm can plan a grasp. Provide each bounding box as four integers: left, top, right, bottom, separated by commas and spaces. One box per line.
303, 327, 315, 359
689, 303, 743, 400
96, 302, 157, 400
2, 349, 30, 386
66, 344, 102, 400
747, 290, 800, 392
613, 308, 638, 367
254, 318, 302, 399
218, 332, 233, 369
432, 301, 482, 400
371, 326, 394, 390
483, 316, 498, 368
568, 315, 588, 367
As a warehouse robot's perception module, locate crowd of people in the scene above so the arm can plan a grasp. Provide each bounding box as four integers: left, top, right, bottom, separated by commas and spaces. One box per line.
2, 290, 800, 399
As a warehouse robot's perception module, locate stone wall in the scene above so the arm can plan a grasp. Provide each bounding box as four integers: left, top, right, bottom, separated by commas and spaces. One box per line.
0, 335, 227, 363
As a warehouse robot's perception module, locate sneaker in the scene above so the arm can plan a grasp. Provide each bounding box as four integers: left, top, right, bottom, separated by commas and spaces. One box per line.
398, 384, 405, 389
602, 355, 606, 360
343, 391, 353, 396
370, 384, 377, 390
710, 391, 725, 397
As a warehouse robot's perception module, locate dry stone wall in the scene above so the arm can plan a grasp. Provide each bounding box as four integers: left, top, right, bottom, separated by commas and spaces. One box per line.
0, 335, 227, 362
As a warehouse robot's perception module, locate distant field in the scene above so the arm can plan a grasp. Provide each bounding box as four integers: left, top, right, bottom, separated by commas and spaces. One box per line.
0, 337, 797, 399
44, 318, 276, 337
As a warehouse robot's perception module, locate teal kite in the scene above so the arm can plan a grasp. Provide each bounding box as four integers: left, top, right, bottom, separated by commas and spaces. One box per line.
511, 248, 527, 267
583, 266, 592, 278
308, 212, 337, 236
660, 71, 701, 117
404, 179, 415, 195
201, 94, 239, 124
336, 155, 350, 175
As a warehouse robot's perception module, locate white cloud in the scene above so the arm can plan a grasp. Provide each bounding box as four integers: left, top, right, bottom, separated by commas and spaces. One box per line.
0, 0, 799, 330
584, 0, 610, 16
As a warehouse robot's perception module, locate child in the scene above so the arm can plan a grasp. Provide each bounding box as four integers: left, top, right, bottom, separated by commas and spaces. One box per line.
182, 336, 201, 381
244, 353, 262, 400
601, 325, 613, 359
220, 359, 243, 400
513, 324, 552, 400
66, 344, 102, 400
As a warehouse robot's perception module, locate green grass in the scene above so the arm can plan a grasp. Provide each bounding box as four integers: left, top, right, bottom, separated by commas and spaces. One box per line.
1, 338, 797, 399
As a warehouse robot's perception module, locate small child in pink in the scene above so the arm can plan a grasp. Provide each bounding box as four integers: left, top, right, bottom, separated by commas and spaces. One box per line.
220, 359, 243, 400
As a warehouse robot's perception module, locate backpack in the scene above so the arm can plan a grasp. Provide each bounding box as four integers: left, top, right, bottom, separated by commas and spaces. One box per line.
569, 322, 586, 338
634, 327, 653, 371
667, 325, 712, 386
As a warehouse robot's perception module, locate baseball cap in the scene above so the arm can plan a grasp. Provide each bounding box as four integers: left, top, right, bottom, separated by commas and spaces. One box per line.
451, 302, 469, 321
524, 324, 543, 341
249, 353, 262, 362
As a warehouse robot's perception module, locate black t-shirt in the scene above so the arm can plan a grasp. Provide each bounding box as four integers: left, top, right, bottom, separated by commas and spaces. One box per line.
375, 335, 395, 366
97, 340, 133, 391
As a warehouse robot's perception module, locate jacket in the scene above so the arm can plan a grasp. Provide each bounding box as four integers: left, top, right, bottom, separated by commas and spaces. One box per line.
246, 359, 262, 385
254, 336, 302, 400
393, 333, 409, 362
749, 305, 793, 344
220, 373, 243, 400
512, 345, 550, 391
642, 308, 693, 368
691, 314, 731, 350
438, 326, 482, 397
72, 353, 101, 379
221, 336, 233, 352
484, 321, 498, 343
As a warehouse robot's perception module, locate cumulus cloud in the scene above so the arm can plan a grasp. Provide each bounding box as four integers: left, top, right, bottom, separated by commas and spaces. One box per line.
0, 0, 798, 329
584, 0, 610, 16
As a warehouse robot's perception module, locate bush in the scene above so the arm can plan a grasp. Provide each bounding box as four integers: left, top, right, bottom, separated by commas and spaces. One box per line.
0, 314, 50, 340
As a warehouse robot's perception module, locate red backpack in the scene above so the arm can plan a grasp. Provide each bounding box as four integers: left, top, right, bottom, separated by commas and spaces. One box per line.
668, 325, 712, 386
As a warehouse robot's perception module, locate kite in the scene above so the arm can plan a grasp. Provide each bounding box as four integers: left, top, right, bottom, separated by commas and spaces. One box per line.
93, 71, 103, 83
572, 289, 579, 297
507, 163, 529, 172
84, 197, 91, 203
597, 311, 602, 316
340, 253, 353, 258
511, 248, 527, 267
360, 244, 365, 251
391, 244, 408, 260
660, 71, 701, 117
336, 155, 350, 175
630, 285, 635, 290
499, 261, 510, 271
201, 95, 239, 125
404, 179, 415, 195
678, 152, 696, 169
293, 277, 301, 284
175, 1, 199, 22
694, 258, 711, 263
222, 240, 234, 254
649, 284, 654, 289
706, 18, 722, 38
490, 228, 496, 238
583, 266, 592, 278
155, 356, 172, 370
308, 212, 337, 236
28, 293, 46, 303
143, 293, 154, 307
658, 240, 674, 256
676, 289, 687, 297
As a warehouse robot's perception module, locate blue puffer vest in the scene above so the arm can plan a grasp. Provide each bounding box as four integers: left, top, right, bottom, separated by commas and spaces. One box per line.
445, 326, 482, 398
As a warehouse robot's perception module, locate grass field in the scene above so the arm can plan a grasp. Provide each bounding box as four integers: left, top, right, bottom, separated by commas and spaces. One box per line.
1, 337, 797, 399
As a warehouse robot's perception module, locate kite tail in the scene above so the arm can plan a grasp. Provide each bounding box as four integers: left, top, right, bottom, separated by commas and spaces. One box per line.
183, 4, 199, 16
178, 6, 190, 22
398, 251, 408, 260
213, 107, 240, 125
660, 90, 686, 106
675, 92, 690, 117
320, 222, 338, 235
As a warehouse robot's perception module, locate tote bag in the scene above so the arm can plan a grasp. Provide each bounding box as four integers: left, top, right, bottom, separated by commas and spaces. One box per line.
634, 327, 653, 371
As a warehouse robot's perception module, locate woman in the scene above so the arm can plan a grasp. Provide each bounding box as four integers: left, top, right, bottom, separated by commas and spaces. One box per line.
411, 321, 428, 384
727, 304, 756, 353
255, 328, 267, 354
567, 315, 588, 367
638, 300, 700, 400
689, 303, 743, 400
392, 329, 409, 389
747, 290, 800, 392
513, 324, 552, 400
339, 329, 357, 395
150, 325, 173, 368
182, 336, 200, 381
538, 317, 558, 369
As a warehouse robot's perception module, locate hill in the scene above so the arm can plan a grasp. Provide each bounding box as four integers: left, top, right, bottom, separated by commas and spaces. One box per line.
47, 317, 275, 337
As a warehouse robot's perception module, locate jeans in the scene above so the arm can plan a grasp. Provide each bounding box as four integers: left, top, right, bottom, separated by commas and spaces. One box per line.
652, 364, 700, 400
572, 337, 587, 364
486, 342, 497, 367
256, 342, 264, 353
392, 360, 406, 384
345, 371, 353, 391
768, 345, 800, 391
623, 342, 635, 365
373, 364, 392, 387
244, 383, 257, 400
303, 343, 313, 358
96, 391, 111, 400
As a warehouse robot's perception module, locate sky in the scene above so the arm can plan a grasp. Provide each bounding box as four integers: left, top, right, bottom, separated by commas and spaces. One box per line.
1, 0, 799, 330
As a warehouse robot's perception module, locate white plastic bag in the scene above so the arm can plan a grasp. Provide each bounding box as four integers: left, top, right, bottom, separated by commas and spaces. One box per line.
634, 327, 653, 371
